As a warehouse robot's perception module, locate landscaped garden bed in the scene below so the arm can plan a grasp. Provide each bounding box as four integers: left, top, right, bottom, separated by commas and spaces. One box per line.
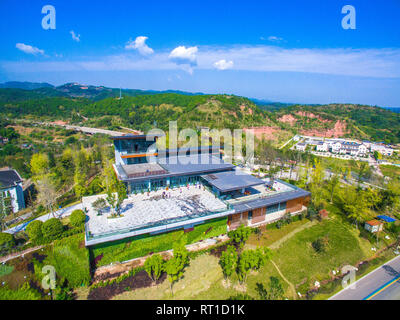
88, 269, 166, 300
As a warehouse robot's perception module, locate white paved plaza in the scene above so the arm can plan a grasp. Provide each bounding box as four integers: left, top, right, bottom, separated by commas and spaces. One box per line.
83, 185, 228, 237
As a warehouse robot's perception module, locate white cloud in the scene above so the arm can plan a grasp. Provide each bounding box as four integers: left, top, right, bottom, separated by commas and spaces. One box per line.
5, 45, 400, 79
15, 43, 44, 55
267, 36, 284, 42
125, 36, 154, 55
213, 59, 234, 70
70, 30, 81, 42
169, 46, 198, 66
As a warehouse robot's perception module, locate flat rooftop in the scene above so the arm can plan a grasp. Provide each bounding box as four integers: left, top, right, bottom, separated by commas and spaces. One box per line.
201, 170, 264, 193
122, 163, 167, 179
226, 178, 310, 213
84, 185, 232, 246
116, 153, 234, 182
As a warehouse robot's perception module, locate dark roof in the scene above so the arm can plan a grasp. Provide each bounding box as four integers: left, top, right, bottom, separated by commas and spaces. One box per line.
159, 154, 234, 176
157, 146, 221, 156
201, 171, 264, 193
118, 154, 234, 182
0, 169, 23, 189
111, 134, 163, 140
232, 188, 310, 213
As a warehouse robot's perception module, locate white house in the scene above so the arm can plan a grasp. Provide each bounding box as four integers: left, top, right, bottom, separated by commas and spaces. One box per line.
331, 141, 342, 154
295, 142, 307, 152
0, 169, 25, 214
316, 142, 329, 152
371, 143, 394, 156
358, 144, 368, 156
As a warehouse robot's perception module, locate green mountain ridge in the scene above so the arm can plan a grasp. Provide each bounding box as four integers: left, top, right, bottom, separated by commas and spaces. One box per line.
0, 85, 399, 144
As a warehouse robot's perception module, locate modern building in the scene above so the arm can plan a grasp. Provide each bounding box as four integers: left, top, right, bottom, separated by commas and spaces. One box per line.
83, 134, 311, 246
0, 168, 25, 214
316, 141, 329, 152
370, 143, 393, 156
295, 142, 307, 152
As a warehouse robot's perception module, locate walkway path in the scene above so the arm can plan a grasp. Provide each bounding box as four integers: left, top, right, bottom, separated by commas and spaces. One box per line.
4, 203, 83, 235
270, 260, 297, 300
269, 220, 318, 250
0, 245, 44, 263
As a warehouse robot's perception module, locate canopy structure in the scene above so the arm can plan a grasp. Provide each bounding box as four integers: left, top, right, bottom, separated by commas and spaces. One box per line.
377, 215, 396, 223
201, 171, 264, 193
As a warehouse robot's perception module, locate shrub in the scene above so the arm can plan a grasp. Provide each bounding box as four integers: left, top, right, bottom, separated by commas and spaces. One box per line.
70, 209, 86, 228
42, 218, 64, 241
25, 220, 44, 244
0, 232, 15, 249
92, 217, 227, 266
144, 254, 165, 282
311, 238, 326, 253
0, 282, 41, 300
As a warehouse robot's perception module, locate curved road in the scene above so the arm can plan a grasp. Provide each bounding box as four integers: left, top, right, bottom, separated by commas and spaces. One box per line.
4, 203, 83, 234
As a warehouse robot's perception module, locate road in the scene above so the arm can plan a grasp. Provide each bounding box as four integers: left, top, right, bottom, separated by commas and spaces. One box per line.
330, 254, 400, 300
4, 203, 83, 234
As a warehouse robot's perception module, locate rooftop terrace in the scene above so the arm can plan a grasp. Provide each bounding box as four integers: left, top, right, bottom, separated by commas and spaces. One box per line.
84, 184, 232, 246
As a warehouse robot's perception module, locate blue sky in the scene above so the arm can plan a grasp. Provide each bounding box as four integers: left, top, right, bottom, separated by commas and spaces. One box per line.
0, 0, 400, 106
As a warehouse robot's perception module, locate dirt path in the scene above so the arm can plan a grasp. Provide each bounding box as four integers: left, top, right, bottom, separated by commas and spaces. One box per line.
0, 245, 44, 263
270, 260, 297, 300
269, 220, 318, 250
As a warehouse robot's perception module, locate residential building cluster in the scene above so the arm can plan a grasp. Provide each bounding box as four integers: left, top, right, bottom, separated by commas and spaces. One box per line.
293, 135, 394, 157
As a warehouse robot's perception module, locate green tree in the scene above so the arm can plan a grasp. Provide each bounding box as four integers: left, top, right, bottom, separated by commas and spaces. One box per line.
42, 218, 64, 241
165, 242, 189, 296
219, 245, 238, 279
144, 254, 165, 283
257, 277, 285, 300
228, 224, 252, 249
92, 197, 107, 215
25, 220, 44, 244
0, 232, 15, 250
0, 191, 13, 230
69, 209, 86, 228
30, 153, 49, 178
236, 250, 254, 283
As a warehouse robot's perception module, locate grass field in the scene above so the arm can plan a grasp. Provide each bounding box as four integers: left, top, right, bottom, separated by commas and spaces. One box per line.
380, 164, 400, 179
111, 211, 385, 300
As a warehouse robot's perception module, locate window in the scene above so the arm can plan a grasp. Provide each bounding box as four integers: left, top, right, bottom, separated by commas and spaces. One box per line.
266, 204, 280, 214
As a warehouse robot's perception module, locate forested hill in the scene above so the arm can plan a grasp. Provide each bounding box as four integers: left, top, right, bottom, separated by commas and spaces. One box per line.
0, 85, 399, 143
273, 104, 400, 144
0, 91, 271, 132
0, 82, 204, 102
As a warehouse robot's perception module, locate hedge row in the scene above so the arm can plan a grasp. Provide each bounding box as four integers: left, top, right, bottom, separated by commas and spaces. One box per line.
91, 217, 228, 267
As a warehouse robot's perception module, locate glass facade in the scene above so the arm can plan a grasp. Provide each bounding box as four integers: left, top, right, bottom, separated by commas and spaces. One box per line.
128, 175, 201, 194
266, 202, 286, 214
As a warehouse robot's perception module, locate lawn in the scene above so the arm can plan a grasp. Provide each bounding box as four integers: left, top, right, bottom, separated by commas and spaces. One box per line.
91, 217, 228, 267
272, 216, 369, 294
246, 218, 310, 248
112, 253, 287, 300
97, 212, 392, 300
380, 165, 400, 179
